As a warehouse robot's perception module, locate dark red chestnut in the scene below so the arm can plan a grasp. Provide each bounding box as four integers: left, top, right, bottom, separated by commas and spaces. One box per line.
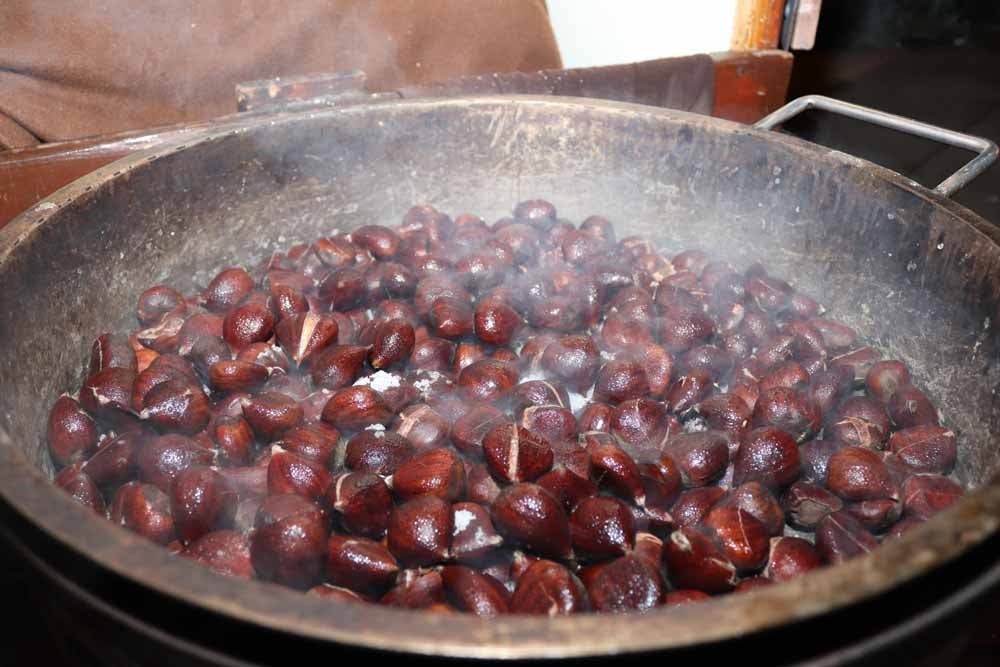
111, 481, 176, 544
47, 395, 99, 467
570, 496, 636, 559
491, 483, 571, 559
387, 495, 452, 566
733, 427, 800, 489
170, 466, 237, 543
765, 536, 822, 582
390, 447, 466, 501
250, 494, 328, 589
483, 423, 553, 484
509, 560, 589, 615
587, 555, 663, 612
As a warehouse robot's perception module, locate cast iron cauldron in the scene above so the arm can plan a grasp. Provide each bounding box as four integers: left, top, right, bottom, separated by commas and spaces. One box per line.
0, 96, 998, 665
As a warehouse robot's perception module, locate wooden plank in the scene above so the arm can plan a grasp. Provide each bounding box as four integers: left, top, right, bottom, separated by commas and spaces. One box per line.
731, 0, 786, 50
711, 50, 794, 123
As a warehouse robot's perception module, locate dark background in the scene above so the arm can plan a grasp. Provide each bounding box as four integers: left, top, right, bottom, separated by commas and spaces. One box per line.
786, 0, 1000, 223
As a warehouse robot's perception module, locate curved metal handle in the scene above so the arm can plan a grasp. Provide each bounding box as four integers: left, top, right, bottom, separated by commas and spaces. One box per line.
754, 95, 998, 197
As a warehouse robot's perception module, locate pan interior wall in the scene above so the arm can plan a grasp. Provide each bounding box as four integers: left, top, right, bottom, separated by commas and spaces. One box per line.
1, 99, 996, 486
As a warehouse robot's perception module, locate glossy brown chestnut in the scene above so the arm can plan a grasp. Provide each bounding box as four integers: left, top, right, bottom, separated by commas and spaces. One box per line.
781, 481, 844, 530
902, 474, 964, 519
666, 432, 730, 487
587, 555, 664, 613
474, 297, 523, 347
325, 534, 399, 596
451, 404, 507, 457
81, 431, 140, 488
392, 403, 451, 451
47, 395, 99, 467
208, 360, 269, 393
170, 466, 238, 543
664, 527, 737, 593
765, 536, 822, 582
509, 560, 589, 615
344, 430, 414, 475
752, 387, 820, 443
586, 437, 646, 506
310, 345, 368, 390
815, 510, 878, 564
325, 472, 393, 539
369, 318, 416, 369
809, 317, 858, 350
441, 566, 510, 616
321, 386, 393, 430
483, 423, 553, 484
828, 397, 891, 449
696, 393, 751, 440
268, 449, 331, 500
665, 370, 714, 416
797, 438, 843, 486
888, 385, 940, 428
721, 482, 784, 536
90, 333, 139, 376
609, 398, 669, 449
826, 446, 897, 501
79, 367, 137, 428
532, 465, 595, 514
274, 312, 338, 368
390, 448, 466, 501
136, 434, 214, 492
540, 335, 601, 393
704, 507, 769, 572
137, 285, 186, 325
510, 380, 571, 414
387, 495, 453, 566
456, 359, 519, 403
570, 496, 636, 559
55, 464, 107, 515
450, 502, 504, 562
888, 425, 957, 474
733, 427, 800, 489
222, 303, 275, 350
592, 361, 650, 404
379, 570, 446, 609
578, 402, 614, 433
250, 494, 328, 589
520, 405, 576, 446
242, 392, 304, 442
111, 481, 176, 544
491, 483, 571, 559
203, 268, 255, 313
865, 360, 911, 403
829, 346, 882, 386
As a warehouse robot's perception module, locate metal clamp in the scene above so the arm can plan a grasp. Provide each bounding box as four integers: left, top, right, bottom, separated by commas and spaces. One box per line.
754, 95, 998, 197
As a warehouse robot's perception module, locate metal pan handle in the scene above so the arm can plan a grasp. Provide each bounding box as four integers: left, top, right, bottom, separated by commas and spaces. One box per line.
754, 94, 998, 197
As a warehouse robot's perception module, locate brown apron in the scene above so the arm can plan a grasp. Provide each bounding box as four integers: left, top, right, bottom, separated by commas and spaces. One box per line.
0, 0, 561, 149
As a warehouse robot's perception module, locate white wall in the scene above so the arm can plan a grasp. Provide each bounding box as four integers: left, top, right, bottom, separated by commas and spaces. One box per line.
547, 0, 739, 68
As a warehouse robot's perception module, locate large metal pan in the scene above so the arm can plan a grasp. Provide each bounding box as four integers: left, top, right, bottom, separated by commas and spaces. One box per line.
0, 95, 998, 665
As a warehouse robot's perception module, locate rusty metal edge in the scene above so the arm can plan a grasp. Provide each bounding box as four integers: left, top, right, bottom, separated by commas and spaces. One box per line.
1, 95, 998, 660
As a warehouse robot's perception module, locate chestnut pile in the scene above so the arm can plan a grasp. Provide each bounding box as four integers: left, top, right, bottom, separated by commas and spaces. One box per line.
47, 200, 965, 615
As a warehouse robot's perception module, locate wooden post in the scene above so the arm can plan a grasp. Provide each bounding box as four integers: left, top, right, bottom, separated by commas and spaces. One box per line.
731, 0, 786, 50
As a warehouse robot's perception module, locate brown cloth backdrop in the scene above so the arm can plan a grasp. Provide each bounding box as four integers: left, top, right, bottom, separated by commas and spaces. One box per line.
0, 0, 562, 149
